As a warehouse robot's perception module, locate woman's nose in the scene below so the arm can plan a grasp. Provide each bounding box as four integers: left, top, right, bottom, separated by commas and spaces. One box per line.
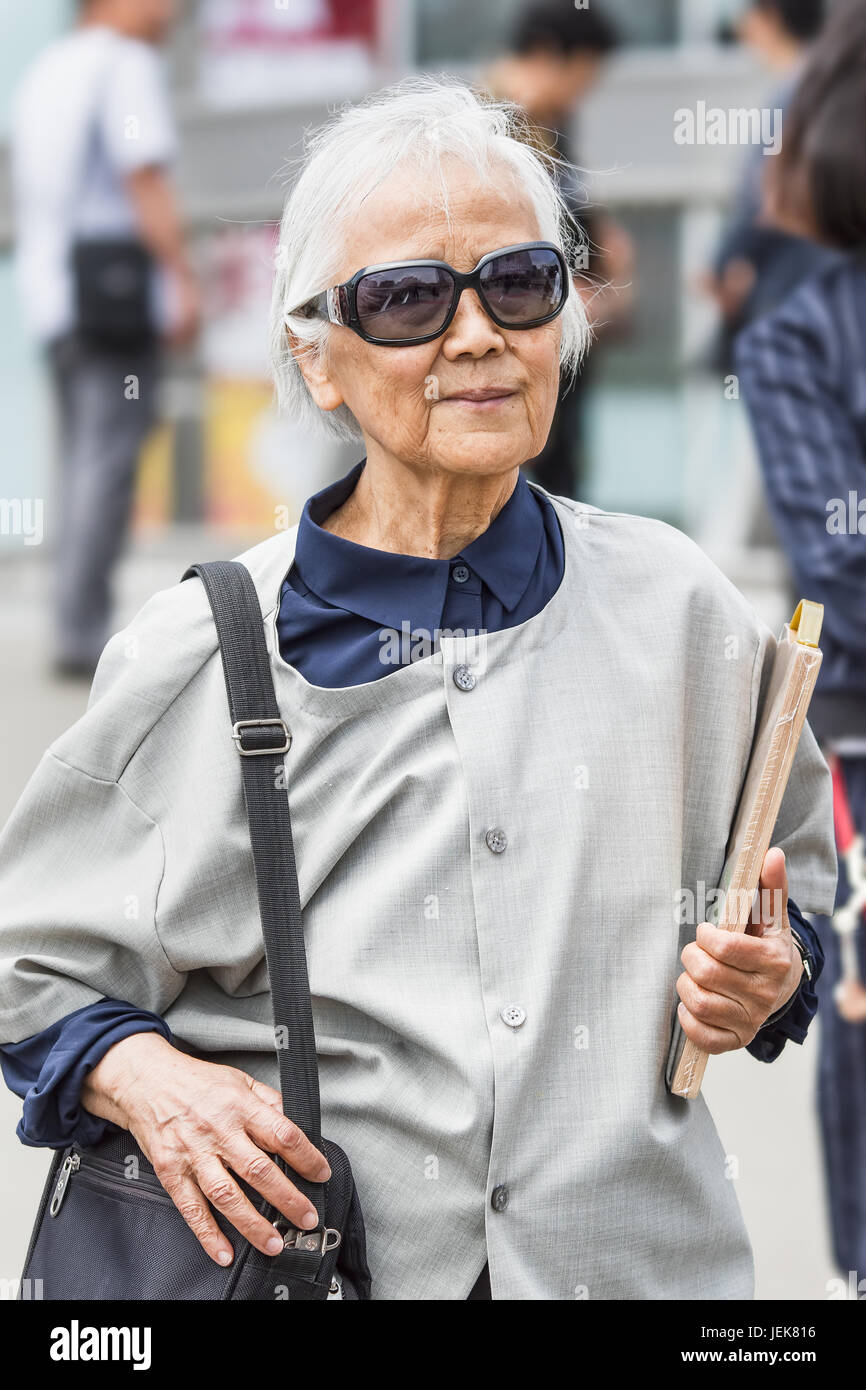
440, 289, 505, 356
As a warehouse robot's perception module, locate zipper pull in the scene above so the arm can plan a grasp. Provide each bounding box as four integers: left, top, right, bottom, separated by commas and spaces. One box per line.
49, 1151, 80, 1217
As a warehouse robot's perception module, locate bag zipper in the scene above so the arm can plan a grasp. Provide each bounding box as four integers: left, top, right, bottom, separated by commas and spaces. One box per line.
72, 1148, 168, 1189
49, 1147, 172, 1216
21, 1146, 67, 1278
49, 1151, 80, 1216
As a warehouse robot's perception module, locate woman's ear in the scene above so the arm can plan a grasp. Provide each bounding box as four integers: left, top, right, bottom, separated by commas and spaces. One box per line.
287, 329, 344, 413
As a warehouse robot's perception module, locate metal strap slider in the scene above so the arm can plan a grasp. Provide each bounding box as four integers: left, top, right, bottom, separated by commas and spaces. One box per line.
231, 718, 292, 757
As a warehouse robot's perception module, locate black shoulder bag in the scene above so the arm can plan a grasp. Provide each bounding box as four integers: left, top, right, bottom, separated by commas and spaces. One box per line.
72, 237, 156, 349
70, 63, 157, 349
20, 560, 372, 1301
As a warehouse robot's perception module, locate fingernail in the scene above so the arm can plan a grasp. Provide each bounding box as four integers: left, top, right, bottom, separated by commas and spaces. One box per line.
267, 1235, 284, 1255
316, 1163, 332, 1182
217, 1249, 232, 1266
301, 1210, 319, 1229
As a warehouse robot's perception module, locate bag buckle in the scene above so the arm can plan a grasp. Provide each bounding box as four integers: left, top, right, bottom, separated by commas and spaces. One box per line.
231, 718, 291, 756
272, 1217, 342, 1255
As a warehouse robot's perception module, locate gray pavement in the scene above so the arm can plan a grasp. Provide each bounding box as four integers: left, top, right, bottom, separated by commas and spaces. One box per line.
0, 532, 844, 1299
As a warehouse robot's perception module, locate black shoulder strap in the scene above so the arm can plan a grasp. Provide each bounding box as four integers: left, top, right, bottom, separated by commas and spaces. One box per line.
180, 560, 323, 1212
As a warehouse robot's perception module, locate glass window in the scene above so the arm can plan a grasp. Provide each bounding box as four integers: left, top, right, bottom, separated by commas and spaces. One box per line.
416, 0, 680, 64
590, 205, 680, 388
582, 205, 684, 524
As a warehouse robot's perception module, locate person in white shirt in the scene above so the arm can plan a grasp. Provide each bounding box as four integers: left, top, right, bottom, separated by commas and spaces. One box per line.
11, 0, 199, 677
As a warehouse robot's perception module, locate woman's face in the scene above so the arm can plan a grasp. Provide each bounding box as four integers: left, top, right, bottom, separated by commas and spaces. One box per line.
297, 158, 564, 481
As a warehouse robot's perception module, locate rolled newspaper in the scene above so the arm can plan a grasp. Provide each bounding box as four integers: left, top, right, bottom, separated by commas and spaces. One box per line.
667, 601, 825, 1100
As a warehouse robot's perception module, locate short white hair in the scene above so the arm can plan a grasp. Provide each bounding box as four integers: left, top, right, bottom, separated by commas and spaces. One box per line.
269, 74, 590, 444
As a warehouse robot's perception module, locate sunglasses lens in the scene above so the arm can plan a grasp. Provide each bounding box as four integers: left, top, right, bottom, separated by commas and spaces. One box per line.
356, 266, 454, 340
479, 247, 564, 324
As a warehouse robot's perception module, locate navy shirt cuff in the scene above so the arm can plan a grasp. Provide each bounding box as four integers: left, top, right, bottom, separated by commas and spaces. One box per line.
0, 999, 172, 1149
745, 899, 824, 1063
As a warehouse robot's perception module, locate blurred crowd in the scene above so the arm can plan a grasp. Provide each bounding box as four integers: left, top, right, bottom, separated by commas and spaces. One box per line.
4, 0, 866, 1292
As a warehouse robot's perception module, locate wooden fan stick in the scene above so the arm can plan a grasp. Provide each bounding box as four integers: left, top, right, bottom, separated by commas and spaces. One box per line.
670, 601, 824, 1100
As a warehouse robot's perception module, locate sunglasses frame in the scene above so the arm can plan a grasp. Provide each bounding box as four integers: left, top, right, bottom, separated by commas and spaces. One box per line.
294, 240, 570, 346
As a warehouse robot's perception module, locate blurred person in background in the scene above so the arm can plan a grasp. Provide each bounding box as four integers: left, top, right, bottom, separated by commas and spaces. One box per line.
10, 0, 199, 680
705, 0, 828, 373
482, 0, 634, 501
735, 0, 866, 1281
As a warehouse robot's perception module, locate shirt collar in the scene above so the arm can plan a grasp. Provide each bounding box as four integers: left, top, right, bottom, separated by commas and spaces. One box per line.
292, 457, 546, 633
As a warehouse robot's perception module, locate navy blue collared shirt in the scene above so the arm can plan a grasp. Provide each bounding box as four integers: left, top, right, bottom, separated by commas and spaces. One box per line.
0, 460, 822, 1147
277, 458, 565, 687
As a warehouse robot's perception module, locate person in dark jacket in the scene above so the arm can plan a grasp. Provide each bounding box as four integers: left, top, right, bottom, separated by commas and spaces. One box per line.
735, 0, 866, 1279
705, 0, 828, 375
482, 1, 633, 500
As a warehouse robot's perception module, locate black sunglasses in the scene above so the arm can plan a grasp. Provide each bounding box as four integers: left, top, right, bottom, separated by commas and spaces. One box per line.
292, 240, 569, 346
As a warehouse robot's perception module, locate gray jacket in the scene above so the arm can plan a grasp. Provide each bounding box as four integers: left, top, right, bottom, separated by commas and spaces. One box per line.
0, 487, 837, 1299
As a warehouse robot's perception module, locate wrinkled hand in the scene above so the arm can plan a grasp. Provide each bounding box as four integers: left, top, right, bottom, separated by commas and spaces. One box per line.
81, 1033, 331, 1267
676, 847, 803, 1054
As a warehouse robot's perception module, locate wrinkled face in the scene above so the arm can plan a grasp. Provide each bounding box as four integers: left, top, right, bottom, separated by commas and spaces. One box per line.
296, 159, 564, 481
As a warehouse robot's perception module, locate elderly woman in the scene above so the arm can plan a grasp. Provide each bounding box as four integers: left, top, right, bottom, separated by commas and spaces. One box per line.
0, 78, 836, 1301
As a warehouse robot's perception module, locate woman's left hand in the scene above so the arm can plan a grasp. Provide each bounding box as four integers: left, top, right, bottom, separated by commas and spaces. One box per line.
675, 847, 804, 1053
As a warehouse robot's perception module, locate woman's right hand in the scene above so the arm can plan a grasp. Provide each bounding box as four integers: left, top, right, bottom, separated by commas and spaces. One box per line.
80, 1032, 331, 1267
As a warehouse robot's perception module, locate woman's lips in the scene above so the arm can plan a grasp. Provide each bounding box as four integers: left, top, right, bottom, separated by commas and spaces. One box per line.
443, 389, 517, 409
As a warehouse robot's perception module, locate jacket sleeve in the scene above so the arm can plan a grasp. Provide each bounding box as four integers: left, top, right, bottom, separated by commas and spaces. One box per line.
0, 746, 186, 1044
0, 1000, 173, 1149
0, 571, 216, 1051
745, 898, 824, 1063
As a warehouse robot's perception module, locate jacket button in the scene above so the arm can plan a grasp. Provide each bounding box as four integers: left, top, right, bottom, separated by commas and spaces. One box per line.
491, 1185, 509, 1213
500, 1004, 526, 1029
485, 827, 508, 854
452, 564, 470, 584
453, 663, 476, 691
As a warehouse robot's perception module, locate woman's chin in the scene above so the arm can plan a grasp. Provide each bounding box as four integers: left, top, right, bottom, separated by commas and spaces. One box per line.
426, 430, 531, 475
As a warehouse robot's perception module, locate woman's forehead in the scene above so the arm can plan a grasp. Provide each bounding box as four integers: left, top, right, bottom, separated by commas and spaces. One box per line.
338, 168, 541, 273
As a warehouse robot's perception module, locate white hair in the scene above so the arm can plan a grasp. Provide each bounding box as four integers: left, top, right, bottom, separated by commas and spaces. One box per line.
269, 74, 591, 444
